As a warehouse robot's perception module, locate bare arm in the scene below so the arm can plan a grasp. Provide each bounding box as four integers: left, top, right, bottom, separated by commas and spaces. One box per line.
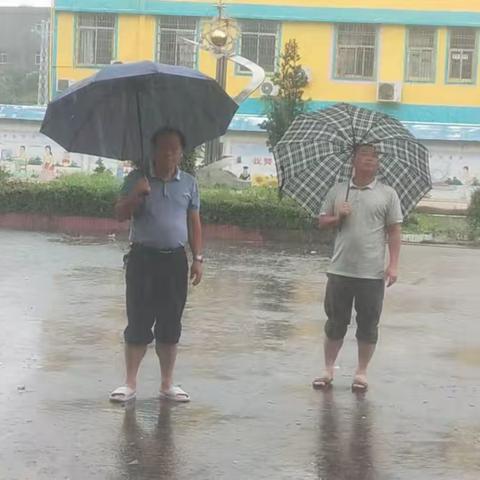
319, 214, 341, 229
188, 209, 203, 286
386, 223, 402, 287
114, 177, 150, 222
319, 202, 352, 229
115, 194, 145, 222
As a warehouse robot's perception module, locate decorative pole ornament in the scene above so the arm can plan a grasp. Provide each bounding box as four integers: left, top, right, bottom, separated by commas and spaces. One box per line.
183, 0, 266, 163
200, 1, 240, 58
182, 0, 266, 104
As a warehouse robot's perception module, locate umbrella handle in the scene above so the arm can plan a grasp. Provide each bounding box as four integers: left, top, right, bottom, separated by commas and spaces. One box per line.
345, 181, 351, 202
135, 90, 145, 174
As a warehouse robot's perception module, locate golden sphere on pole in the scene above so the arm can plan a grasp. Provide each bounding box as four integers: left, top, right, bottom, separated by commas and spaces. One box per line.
210, 28, 228, 47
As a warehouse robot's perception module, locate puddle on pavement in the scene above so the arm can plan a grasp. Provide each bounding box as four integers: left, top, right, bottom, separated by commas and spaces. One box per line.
442, 425, 480, 472
48, 235, 122, 246
440, 347, 480, 366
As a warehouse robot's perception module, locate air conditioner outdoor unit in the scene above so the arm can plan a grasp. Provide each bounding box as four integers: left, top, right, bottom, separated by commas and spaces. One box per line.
56, 79, 75, 92
302, 67, 312, 84
377, 82, 402, 103
260, 80, 280, 97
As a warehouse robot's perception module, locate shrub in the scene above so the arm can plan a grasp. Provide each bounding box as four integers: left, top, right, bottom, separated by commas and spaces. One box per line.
467, 189, 480, 237
28, 157, 43, 166
201, 187, 313, 230
0, 166, 12, 183
0, 174, 312, 230
0, 173, 120, 218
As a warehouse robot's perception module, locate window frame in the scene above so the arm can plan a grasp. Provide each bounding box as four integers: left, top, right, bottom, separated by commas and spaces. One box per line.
0, 51, 8, 64
236, 19, 281, 76
155, 15, 199, 69
333, 23, 378, 81
405, 26, 437, 83
75, 13, 117, 68
446, 27, 478, 85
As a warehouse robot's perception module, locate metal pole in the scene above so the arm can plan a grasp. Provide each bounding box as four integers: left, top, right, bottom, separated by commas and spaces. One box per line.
205, 55, 227, 164
37, 20, 50, 106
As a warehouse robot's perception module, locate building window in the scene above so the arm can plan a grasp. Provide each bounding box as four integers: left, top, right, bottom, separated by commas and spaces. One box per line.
447, 28, 477, 83
156, 16, 198, 68
406, 27, 436, 82
239, 20, 279, 73
0, 52, 7, 64
76, 14, 115, 66
335, 24, 377, 80
35, 52, 41, 66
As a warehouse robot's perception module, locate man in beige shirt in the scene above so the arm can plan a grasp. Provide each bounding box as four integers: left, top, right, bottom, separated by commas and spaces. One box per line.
313, 145, 403, 392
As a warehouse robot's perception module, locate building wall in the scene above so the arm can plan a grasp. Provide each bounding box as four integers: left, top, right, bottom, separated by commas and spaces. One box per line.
0, 7, 49, 74
52, 0, 480, 124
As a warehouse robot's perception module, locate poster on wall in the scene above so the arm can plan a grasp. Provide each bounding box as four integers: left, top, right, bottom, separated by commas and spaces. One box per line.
0, 129, 125, 179
423, 146, 480, 208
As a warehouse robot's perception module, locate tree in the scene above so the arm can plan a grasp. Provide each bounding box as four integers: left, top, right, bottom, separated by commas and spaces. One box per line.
260, 39, 309, 150
181, 149, 198, 176
94, 159, 108, 174
0, 70, 39, 105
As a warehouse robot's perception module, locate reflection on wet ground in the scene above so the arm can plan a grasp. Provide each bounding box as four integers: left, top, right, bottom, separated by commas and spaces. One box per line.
0, 231, 479, 479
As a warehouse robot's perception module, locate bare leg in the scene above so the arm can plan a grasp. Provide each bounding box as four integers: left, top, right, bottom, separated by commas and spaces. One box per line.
353, 341, 376, 388
156, 343, 178, 392
314, 337, 344, 388
324, 337, 344, 379
125, 343, 148, 390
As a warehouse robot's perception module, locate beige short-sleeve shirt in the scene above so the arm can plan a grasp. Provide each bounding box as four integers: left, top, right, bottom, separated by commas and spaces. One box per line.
321, 179, 403, 280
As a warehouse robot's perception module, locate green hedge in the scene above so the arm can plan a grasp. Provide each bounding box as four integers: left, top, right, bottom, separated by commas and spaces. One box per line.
1, 173, 475, 236
467, 189, 480, 237
0, 173, 313, 230
0, 173, 120, 218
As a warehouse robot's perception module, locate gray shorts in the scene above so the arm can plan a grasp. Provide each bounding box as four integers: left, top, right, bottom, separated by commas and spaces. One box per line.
324, 274, 385, 344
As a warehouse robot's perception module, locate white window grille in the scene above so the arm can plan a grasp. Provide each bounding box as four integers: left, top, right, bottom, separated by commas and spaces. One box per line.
156, 16, 198, 69
448, 28, 477, 83
335, 24, 377, 80
76, 14, 115, 66
239, 20, 279, 73
406, 27, 436, 82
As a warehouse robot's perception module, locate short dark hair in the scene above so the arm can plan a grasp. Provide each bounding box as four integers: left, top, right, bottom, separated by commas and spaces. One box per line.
151, 127, 186, 150
354, 144, 376, 154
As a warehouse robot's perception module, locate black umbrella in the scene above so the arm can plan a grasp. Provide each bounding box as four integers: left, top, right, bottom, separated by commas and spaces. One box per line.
41, 61, 238, 169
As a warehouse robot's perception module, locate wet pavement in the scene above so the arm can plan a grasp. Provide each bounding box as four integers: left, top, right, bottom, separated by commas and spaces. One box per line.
0, 230, 479, 480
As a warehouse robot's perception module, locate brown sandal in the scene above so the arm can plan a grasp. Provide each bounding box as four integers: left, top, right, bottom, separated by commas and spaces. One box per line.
312, 377, 333, 390
351, 377, 368, 392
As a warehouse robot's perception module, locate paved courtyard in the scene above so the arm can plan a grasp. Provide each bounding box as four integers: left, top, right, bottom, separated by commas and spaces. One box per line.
0, 230, 479, 479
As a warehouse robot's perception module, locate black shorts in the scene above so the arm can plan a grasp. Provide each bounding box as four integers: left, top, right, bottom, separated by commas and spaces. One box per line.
324, 274, 385, 344
124, 245, 188, 345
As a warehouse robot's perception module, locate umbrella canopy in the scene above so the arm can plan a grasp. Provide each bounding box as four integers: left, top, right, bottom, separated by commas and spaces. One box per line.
273, 103, 431, 217
40, 61, 238, 167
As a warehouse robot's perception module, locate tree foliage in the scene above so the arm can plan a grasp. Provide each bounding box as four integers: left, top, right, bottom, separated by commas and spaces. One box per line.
0, 70, 39, 105
260, 39, 309, 150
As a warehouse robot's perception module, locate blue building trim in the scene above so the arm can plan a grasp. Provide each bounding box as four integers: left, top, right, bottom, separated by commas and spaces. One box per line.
238, 99, 480, 125
0, 105, 47, 122
2, 104, 480, 142
54, 0, 480, 27
230, 114, 480, 142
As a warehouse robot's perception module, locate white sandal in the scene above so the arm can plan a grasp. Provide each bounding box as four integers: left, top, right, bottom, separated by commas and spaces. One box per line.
159, 386, 190, 403
109, 385, 136, 403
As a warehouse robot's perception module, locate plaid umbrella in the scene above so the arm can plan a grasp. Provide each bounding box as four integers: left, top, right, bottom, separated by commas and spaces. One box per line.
273, 103, 431, 217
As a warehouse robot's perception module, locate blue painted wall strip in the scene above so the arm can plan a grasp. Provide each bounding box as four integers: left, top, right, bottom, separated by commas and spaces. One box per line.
54, 1, 480, 27
238, 99, 480, 125
2, 102, 480, 137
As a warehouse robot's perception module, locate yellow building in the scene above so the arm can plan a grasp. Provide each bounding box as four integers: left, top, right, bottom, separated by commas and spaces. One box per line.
51, 0, 480, 184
